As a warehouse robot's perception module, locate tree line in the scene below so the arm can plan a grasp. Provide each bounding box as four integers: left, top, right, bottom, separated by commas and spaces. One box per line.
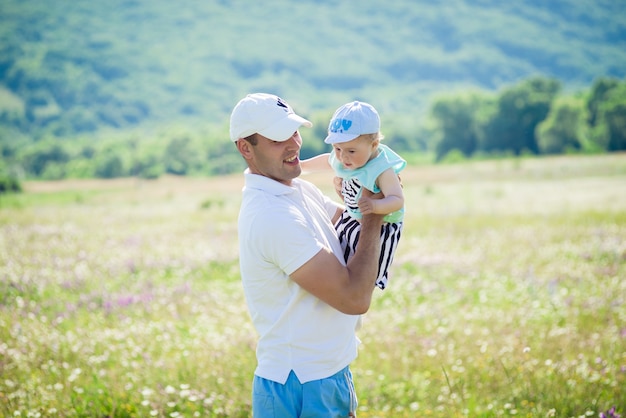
1, 76, 625, 193
426, 76, 626, 161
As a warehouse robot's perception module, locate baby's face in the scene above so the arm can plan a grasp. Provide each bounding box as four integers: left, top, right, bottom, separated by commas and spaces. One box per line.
332, 135, 378, 170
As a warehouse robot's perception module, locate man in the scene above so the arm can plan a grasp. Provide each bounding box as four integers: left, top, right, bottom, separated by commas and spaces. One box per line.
230, 92, 384, 417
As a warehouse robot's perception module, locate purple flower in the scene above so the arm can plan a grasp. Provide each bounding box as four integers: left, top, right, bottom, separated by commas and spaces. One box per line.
600, 406, 621, 418
117, 295, 135, 307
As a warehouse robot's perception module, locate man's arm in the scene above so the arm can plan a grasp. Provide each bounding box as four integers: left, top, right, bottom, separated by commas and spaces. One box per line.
289, 211, 384, 315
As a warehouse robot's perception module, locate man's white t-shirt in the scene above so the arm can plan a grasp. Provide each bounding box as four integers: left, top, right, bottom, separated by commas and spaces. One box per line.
238, 171, 361, 384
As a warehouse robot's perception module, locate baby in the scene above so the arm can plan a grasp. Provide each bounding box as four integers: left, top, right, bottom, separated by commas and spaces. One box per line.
302, 101, 405, 289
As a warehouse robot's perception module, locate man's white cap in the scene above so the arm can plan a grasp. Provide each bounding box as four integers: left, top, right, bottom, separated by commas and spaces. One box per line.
229, 93, 312, 142
325, 101, 380, 144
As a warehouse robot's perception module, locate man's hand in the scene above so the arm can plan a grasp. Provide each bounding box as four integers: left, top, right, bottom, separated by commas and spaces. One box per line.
333, 176, 343, 199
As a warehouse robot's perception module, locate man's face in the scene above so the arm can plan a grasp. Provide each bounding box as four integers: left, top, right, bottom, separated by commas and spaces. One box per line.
243, 131, 303, 185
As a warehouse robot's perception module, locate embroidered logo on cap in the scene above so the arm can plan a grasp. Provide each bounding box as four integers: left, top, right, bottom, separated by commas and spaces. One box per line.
277, 97, 289, 112
329, 118, 352, 133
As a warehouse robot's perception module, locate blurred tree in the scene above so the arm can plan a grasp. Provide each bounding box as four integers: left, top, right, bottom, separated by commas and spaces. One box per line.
209, 153, 246, 176
64, 158, 95, 179
0, 175, 22, 193
430, 92, 492, 161
587, 77, 620, 127
19, 139, 70, 177
598, 83, 626, 151
536, 97, 587, 154
95, 153, 125, 178
299, 111, 333, 160
130, 149, 164, 179
383, 114, 430, 153
164, 136, 203, 175
206, 138, 245, 175
80, 144, 96, 159
0, 159, 22, 193
481, 77, 561, 155
41, 161, 66, 180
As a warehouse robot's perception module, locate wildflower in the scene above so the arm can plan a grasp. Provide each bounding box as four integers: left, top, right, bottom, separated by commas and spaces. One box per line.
600, 406, 621, 418
68, 368, 82, 382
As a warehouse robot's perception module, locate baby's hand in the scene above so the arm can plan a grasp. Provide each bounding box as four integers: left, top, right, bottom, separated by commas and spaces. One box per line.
358, 195, 376, 215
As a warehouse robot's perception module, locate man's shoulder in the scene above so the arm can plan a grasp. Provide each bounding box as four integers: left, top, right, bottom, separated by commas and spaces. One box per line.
293, 177, 322, 194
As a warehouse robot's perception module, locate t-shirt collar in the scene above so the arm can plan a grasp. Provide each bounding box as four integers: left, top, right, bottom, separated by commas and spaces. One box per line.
244, 170, 297, 196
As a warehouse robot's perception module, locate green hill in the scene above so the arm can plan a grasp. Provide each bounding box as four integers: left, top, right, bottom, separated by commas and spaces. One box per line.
1, 0, 625, 140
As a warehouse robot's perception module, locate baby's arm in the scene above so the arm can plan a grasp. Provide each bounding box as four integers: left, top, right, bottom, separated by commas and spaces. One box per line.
302, 153, 344, 201
301, 153, 332, 173
358, 168, 404, 215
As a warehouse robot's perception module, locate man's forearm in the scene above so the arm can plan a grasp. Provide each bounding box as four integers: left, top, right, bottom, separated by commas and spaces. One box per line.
345, 213, 384, 312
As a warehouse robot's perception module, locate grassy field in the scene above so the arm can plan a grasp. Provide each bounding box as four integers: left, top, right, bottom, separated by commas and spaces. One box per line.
1, 154, 625, 417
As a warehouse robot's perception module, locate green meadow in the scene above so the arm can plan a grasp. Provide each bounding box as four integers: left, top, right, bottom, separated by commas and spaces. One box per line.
1, 154, 625, 417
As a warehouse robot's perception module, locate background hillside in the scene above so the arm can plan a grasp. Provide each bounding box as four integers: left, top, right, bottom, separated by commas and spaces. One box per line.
2, 0, 625, 134
0, 0, 625, 180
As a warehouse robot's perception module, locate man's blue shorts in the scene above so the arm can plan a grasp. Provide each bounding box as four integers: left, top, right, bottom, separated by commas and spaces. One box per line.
252, 366, 358, 417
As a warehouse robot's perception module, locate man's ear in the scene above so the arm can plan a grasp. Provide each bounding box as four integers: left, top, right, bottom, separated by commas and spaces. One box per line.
236, 139, 253, 160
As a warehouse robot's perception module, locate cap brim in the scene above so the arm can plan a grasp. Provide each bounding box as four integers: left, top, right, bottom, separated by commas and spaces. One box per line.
324, 132, 360, 144
259, 114, 312, 142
